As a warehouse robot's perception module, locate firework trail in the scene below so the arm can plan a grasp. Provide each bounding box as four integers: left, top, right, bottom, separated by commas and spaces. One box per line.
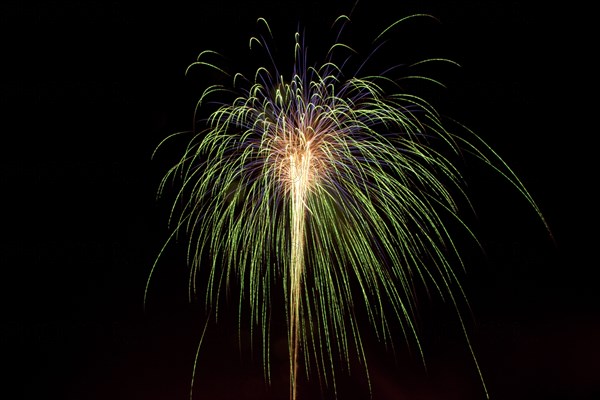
147, 13, 549, 400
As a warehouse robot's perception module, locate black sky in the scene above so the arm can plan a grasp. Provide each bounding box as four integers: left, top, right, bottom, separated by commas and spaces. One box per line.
1, 1, 594, 399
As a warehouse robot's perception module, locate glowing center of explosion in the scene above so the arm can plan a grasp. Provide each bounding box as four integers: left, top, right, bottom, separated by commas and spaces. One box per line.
289, 148, 312, 189
275, 129, 321, 196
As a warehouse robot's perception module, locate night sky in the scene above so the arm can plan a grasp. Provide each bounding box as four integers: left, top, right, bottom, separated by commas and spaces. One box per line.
1, 1, 594, 399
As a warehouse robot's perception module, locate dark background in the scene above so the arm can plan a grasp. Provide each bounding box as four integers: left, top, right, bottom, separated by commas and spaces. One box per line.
1, 1, 593, 399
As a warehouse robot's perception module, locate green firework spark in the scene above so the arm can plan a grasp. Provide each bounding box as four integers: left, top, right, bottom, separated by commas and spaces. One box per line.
147, 14, 550, 400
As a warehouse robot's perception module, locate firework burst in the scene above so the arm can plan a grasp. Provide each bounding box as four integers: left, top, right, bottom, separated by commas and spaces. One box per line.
148, 14, 549, 400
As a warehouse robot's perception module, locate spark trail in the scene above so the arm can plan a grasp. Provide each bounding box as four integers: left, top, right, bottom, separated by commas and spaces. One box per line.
289, 150, 308, 400
287, 138, 313, 400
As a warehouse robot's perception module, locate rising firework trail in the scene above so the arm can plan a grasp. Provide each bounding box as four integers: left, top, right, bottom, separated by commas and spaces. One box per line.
147, 13, 550, 400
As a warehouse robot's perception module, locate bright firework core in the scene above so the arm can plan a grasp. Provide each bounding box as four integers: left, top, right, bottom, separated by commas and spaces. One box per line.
272, 89, 326, 197
283, 140, 315, 190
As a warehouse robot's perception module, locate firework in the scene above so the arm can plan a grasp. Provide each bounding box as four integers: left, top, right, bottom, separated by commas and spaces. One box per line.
148, 14, 549, 400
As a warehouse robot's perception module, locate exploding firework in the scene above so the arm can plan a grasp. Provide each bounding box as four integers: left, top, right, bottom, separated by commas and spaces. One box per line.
147, 13, 549, 400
